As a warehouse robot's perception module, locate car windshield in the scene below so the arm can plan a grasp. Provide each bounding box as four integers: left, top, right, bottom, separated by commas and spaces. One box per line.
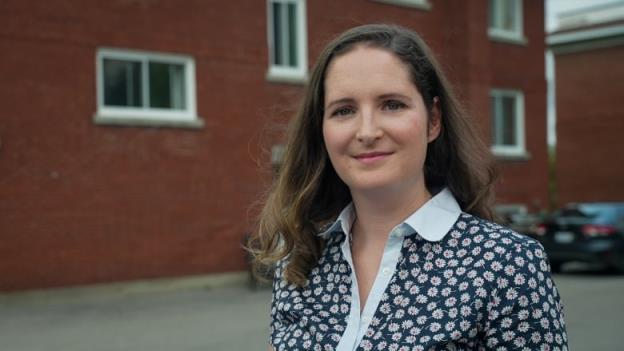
557, 204, 623, 225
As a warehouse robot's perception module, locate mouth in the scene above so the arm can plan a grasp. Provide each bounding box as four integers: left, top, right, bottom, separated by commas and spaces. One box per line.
353, 151, 393, 164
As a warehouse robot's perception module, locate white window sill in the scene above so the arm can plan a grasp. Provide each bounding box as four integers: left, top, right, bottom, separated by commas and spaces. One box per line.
370, 0, 431, 10
488, 30, 528, 46
94, 114, 205, 129
266, 69, 307, 85
492, 149, 531, 161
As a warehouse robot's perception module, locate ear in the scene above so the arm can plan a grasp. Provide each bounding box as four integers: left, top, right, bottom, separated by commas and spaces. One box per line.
427, 96, 442, 142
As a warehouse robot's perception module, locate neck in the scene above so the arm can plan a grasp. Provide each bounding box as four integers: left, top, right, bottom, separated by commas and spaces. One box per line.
351, 184, 432, 244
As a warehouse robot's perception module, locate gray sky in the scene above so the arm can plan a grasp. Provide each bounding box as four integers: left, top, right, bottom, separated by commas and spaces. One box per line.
546, 0, 617, 31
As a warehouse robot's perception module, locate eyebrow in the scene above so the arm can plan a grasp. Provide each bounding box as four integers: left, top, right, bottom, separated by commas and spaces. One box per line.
324, 93, 412, 111
324, 98, 355, 111
377, 93, 412, 101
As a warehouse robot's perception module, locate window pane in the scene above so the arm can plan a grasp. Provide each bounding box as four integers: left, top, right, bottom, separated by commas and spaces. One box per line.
287, 3, 298, 67
149, 62, 186, 110
490, 96, 498, 144
488, 0, 497, 28
272, 2, 283, 66
501, 96, 516, 146
489, 0, 518, 32
103, 59, 142, 107
502, 0, 516, 31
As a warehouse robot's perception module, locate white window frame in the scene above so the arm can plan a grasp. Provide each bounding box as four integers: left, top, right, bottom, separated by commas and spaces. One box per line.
370, 0, 431, 10
266, 0, 307, 83
490, 89, 526, 157
95, 48, 200, 126
488, 0, 526, 44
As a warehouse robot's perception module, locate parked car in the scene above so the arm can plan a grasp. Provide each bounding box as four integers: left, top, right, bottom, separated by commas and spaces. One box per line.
505, 212, 546, 237
532, 202, 624, 272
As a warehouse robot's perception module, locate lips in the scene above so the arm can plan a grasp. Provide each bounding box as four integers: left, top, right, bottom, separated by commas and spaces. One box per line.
354, 151, 393, 164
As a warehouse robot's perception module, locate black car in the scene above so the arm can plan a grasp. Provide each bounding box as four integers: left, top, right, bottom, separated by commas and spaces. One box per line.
533, 202, 624, 272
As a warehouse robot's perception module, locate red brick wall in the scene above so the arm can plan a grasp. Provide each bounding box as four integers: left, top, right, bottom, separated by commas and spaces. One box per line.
555, 45, 624, 205
0, 0, 273, 291
488, 0, 549, 210
0, 0, 547, 291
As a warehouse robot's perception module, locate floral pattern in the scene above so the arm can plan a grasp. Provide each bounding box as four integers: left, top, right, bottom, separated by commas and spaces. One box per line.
270, 214, 568, 350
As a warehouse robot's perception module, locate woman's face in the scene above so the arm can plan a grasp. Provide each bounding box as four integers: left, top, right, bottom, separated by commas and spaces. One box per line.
322, 45, 440, 197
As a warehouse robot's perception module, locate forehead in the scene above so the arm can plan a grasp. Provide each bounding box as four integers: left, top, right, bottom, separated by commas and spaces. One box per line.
324, 45, 416, 100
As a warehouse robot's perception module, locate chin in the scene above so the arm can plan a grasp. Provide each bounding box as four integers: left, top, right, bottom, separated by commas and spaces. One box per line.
344, 172, 425, 196
346, 178, 401, 193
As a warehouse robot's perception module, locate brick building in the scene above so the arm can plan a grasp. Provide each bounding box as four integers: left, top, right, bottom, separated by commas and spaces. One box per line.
548, 1, 624, 205
0, 0, 547, 291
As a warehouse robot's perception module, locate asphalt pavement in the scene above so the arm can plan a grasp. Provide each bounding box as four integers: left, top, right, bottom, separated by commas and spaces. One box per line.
0, 277, 272, 351
0, 264, 622, 351
554, 263, 624, 350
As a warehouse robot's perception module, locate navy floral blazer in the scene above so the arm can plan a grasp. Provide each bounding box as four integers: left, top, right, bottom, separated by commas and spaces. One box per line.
269, 198, 568, 351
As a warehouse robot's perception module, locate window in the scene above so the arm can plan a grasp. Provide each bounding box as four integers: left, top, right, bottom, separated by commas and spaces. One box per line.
267, 0, 307, 83
95, 48, 201, 127
490, 89, 526, 157
488, 0, 525, 43
370, 0, 431, 10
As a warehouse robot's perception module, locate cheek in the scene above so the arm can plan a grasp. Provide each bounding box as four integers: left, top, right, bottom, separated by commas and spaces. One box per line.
322, 124, 349, 156
391, 118, 429, 156
321, 125, 333, 154
322, 126, 337, 168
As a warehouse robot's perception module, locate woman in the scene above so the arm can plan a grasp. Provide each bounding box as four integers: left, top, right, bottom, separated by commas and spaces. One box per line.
250, 24, 568, 351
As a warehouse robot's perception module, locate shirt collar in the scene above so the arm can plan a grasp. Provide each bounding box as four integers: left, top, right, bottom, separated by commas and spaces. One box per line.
318, 188, 461, 242
318, 203, 355, 238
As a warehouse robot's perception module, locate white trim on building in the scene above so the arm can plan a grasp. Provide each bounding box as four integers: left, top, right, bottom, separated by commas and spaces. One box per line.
548, 24, 624, 45
370, 0, 431, 10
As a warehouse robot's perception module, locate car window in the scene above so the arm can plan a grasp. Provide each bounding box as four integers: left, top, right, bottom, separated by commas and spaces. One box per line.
557, 208, 588, 218
616, 207, 624, 229
556, 204, 624, 224
574, 204, 619, 224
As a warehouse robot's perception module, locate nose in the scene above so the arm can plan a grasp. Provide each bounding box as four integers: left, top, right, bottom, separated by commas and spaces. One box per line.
356, 108, 383, 144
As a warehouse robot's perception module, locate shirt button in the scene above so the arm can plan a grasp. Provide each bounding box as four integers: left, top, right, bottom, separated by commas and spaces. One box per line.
362, 315, 371, 324
382, 267, 392, 276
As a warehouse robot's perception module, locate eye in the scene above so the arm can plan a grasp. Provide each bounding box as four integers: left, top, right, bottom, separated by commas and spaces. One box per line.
331, 106, 355, 117
382, 100, 407, 111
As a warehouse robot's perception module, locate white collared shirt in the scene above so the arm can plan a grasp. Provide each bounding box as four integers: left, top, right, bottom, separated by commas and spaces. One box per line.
319, 188, 461, 351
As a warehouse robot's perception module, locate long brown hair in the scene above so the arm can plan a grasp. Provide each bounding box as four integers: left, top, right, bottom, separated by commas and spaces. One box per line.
248, 24, 497, 287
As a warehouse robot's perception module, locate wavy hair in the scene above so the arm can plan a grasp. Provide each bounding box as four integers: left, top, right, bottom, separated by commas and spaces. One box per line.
248, 24, 497, 287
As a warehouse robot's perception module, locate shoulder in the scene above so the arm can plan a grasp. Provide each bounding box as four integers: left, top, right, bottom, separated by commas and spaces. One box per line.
449, 213, 554, 280
456, 216, 569, 348
452, 213, 562, 307
455, 213, 546, 259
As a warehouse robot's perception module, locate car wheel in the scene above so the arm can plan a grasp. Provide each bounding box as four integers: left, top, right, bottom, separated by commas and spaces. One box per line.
549, 260, 564, 273
608, 256, 624, 274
